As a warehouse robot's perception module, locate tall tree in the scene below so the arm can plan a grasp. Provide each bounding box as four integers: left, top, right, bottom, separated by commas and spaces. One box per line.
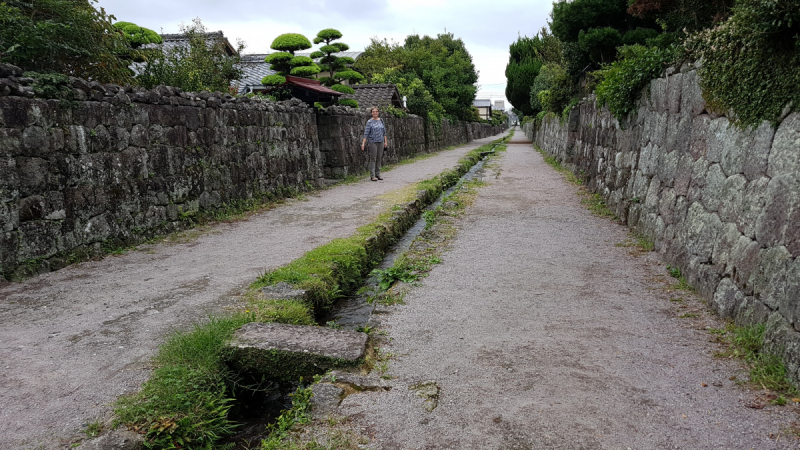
261, 33, 320, 87
0, 0, 132, 83
310, 28, 363, 87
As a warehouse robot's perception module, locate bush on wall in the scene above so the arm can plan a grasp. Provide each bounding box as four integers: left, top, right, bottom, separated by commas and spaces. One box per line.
688, 0, 800, 127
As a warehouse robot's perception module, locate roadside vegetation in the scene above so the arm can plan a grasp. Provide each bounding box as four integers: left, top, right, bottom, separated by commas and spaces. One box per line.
507, 0, 799, 129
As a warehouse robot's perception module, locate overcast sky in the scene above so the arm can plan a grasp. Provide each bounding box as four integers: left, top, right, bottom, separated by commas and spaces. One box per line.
96, 0, 553, 109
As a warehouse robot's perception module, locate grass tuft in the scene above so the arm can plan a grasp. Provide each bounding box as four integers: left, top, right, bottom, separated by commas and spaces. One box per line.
713, 323, 798, 396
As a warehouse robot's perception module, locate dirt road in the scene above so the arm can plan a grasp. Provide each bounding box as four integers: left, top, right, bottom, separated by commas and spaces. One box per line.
0, 133, 507, 450
338, 133, 799, 449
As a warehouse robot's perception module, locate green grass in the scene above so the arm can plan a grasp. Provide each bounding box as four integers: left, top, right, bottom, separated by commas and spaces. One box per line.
633, 232, 654, 252
114, 314, 252, 449
581, 193, 618, 220
666, 264, 694, 291
714, 323, 798, 396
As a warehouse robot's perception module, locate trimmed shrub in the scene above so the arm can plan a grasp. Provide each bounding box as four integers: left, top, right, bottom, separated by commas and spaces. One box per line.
338, 98, 359, 108
330, 84, 355, 94
261, 74, 286, 86
271, 33, 312, 53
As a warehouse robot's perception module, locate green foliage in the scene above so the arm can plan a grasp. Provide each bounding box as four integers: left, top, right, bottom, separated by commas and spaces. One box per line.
248, 298, 315, 325
594, 44, 675, 117
23, 71, 73, 101
371, 266, 418, 290
334, 70, 364, 83
290, 55, 313, 66
550, 0, 631, 42
114, 314, 253, 449
357, 33, 479, 121
260, 385, 314, 450
313, 28, 353, 85
329, 84, 354, 94
271, 33, 312, 53
628, 0, 733, 32
313, 28, 342, 44
289, 65, 321, 77
136, 18, 244, 93
578, 27, 622, 64
113, 21, 161, 48
621, 27, 659, 46
718, 324, 799, 394
0, 0, 132, 83
265, 52, 292, 65
506, 29, 565, 116
337, 98, 358, 108
688, 0, 800, 127
530, 64, 573, 115
265, 33, 319, 81
261, 74, 286, 86
373, 68, 444, 126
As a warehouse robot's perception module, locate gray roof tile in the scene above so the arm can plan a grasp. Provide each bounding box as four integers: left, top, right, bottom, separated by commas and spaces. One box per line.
340, 84, 403, 110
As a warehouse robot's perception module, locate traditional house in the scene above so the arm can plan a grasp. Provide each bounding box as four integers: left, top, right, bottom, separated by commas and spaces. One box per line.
339, 84, 404, 111
236, 51, 363, 95
473, 99, 492, 120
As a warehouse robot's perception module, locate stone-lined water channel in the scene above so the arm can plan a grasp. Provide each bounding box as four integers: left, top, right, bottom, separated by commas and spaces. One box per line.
222, 146, 499, 448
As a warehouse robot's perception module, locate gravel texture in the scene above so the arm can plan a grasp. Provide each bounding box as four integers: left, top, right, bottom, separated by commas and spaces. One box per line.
0, 133, 505, 450
337, 132, 800, 449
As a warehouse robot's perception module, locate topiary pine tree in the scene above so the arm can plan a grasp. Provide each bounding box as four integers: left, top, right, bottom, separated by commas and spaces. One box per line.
262, 33, 320, 86
310, 28, 363, 87
113, 22, 162, 49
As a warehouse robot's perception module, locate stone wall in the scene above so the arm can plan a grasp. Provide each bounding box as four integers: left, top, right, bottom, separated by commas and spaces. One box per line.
317, 107, 505, 178
524, 63, 800, 382
0, 63, 506, 279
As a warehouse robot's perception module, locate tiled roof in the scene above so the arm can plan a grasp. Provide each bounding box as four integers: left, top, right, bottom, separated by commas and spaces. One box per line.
142, 31, 237, 56
473, 99, 492, 108
340, 84, 403, 110
234, 52, 363, 94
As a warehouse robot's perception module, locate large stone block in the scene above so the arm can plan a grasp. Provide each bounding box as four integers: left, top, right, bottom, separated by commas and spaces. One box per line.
767, 113, 800, 179
738, 176, 769, 239
717, 174, 747, 224
681, 202, 722, 262
16, 156, 49, 197
754, 174, 798, 247
680, 70, 705, 117
712, 277, 744, 318
749, 245, 792, 310
226, 322, 368, 383
743, 120, 775, 181
666, 73, 683, 114
712, 222, 741, 273
706, 117, 730, 164
729, 235, 760, 293
689, 115, 711, 160
701, 164, 726, 213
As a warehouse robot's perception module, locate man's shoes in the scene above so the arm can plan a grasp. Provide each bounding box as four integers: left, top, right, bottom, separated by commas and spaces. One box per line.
376, 176, 383, 180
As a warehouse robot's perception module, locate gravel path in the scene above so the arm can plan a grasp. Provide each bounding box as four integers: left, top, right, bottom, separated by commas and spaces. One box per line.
339, 132, 800, 449
0, 133, 506, 450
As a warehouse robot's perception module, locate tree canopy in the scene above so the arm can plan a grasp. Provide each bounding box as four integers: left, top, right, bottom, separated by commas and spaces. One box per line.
136, 18, 244, 93
262, 32, 319, 86
354, 32, 478, 121
0, 0, 132, 83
